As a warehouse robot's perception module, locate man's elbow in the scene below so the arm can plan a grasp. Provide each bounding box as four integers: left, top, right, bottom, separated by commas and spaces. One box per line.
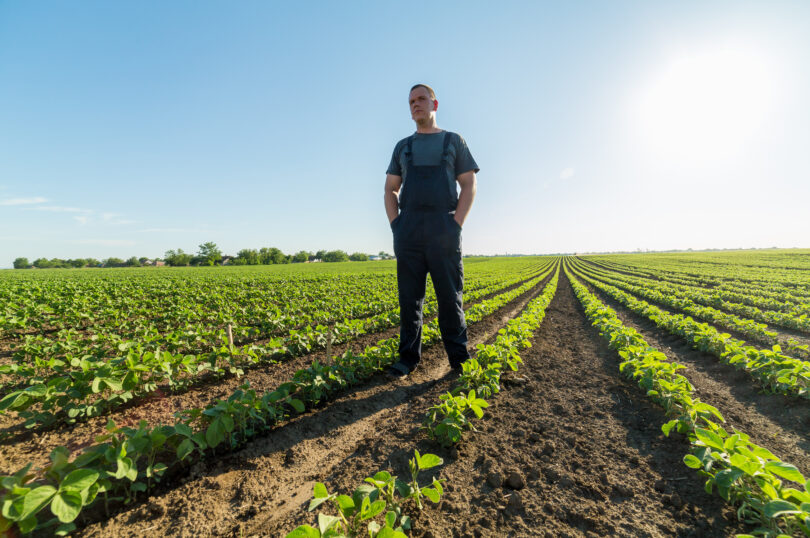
458, 171, 477, 191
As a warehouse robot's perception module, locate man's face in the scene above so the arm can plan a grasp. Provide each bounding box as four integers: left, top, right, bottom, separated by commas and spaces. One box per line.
409, 87, 437, 123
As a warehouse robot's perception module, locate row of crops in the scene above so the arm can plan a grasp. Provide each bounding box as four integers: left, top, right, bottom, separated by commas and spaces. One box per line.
0, 257, 559, 535
1, 250, 809, 536
565, 256, 810, 537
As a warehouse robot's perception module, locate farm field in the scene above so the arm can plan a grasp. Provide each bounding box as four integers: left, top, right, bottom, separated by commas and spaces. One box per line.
1, 251, 809, 537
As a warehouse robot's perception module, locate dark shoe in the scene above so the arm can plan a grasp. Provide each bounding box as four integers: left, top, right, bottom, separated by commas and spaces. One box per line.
386, 361, 412, 378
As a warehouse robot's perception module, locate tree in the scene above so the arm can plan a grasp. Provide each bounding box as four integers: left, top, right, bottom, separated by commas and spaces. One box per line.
69, 259, 87, 268
259, 247, 286, 265
378, 251, 391, 259
164, 249, 192, 266
349, 252, 368, 261
103, 257, 124, 268
315, 250, 327, 261
126, 256, 141, 267
86, 258, 101, 268
323, 250, 349, 263
292, 250, 311, 263
13, 257, 29, 269
32, 258, 51, 268
138, 257, 149, 265
236, 248, 260, 265
197, 242, 222, 265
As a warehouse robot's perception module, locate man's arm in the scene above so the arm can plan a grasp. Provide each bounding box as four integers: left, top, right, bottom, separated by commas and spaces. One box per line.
454, 170, 477, 227
384, 173, 402, 223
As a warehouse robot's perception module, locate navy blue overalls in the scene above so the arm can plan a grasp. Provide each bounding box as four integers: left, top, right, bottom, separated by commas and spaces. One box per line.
391, 132, 469, 370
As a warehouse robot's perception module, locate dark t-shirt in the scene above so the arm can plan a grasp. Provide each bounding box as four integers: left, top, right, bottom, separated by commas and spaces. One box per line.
386, 131, 479, 187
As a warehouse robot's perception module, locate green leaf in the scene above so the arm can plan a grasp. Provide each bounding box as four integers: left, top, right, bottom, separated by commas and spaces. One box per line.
114, 457, 129, 480
417, 453, 443, 470
285, 525, 321, 538
335, 494, 355, 515
694, 428, 725, 451
313, 482, 329, 498
176, 438, 195, 461
18, 515, 37, 534
385, 510, 396, 528
174, 423, 193, 437
205, 420, 225, 448
764, 462, 805, 484
422, 486, 441, 503
683, 454, 702, 469
762, 499, 801, 518
0, 391, 28, 411
362, 499, 386, 520
318, 513, 341, 534
50, 490, 83, 523
60, 469, 99, 493
289, 399, 305, 413
19, 485, 57, 521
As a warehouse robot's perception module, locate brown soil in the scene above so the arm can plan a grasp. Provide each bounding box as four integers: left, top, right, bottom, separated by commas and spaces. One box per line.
69, 273, 762, 538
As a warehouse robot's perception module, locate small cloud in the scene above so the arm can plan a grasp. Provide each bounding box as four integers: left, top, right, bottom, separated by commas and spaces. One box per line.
29, 205, 93, 213
74, 216, 89, 225
0, 196, 48, 206
70, 239, 137, 247
101, 212, 121, 221
560, 167, 575, 180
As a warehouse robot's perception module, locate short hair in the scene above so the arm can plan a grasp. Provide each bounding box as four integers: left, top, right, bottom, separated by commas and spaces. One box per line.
410, 83, 436, 100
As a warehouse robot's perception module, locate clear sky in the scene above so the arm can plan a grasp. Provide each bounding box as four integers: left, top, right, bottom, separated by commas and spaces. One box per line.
1, 1, 809, 267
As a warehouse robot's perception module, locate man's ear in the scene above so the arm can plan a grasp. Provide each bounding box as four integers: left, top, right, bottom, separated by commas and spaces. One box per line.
433, 99, 439, 111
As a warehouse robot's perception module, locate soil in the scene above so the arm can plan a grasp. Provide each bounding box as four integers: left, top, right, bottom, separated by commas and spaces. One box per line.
67, 272, 765, 538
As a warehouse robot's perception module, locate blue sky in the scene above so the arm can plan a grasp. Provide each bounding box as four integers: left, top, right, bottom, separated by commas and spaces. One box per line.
1, 1, 809, 267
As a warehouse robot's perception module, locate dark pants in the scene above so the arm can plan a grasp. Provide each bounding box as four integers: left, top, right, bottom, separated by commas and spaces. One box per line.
392, 210, 469, 370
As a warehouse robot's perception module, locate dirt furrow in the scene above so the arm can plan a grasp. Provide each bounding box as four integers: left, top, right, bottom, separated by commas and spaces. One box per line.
579, 276, 810, 475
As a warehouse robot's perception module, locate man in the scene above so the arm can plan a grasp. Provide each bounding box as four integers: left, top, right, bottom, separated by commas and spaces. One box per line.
384, 84, 479, 377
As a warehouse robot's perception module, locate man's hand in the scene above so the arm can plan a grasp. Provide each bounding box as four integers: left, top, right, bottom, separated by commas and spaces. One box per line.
454, 170, 477, 227
384, 174, 402, 223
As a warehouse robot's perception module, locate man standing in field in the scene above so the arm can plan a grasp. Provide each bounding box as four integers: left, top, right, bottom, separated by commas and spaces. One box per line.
384, 84, 479, 377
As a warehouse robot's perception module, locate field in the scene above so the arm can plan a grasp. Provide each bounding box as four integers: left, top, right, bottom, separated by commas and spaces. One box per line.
1, 251, 809, 537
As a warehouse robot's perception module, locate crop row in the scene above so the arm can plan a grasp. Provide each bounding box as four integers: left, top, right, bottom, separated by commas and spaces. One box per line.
4, 262, 552, 372
567, 264, 810, 538
583, 259, 810, 321
586, 253, 810, 294
1, 259, 548, 339
2, 264, 545, 379
568, 265, 810, 399
423, 265, 559, 447
0, 265, 556, 433
0, 264, 554, 535
572, 262, 810, 359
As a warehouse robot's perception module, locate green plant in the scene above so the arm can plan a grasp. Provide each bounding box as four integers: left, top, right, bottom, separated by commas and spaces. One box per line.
286, 450, 445, 538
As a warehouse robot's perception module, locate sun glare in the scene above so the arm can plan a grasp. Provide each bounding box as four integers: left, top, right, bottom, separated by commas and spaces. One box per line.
635, 48, 776, 163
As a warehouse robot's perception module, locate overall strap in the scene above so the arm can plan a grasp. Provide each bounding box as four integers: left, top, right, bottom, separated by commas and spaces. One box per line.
441, 131, 453, 156
405, 135, 415, 166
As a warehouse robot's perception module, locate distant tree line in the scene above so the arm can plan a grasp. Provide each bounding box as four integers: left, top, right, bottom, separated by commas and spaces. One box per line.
13, 243, 392, 269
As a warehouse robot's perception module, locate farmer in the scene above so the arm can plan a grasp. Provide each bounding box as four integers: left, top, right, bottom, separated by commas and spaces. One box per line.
384, 83, 479, 377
